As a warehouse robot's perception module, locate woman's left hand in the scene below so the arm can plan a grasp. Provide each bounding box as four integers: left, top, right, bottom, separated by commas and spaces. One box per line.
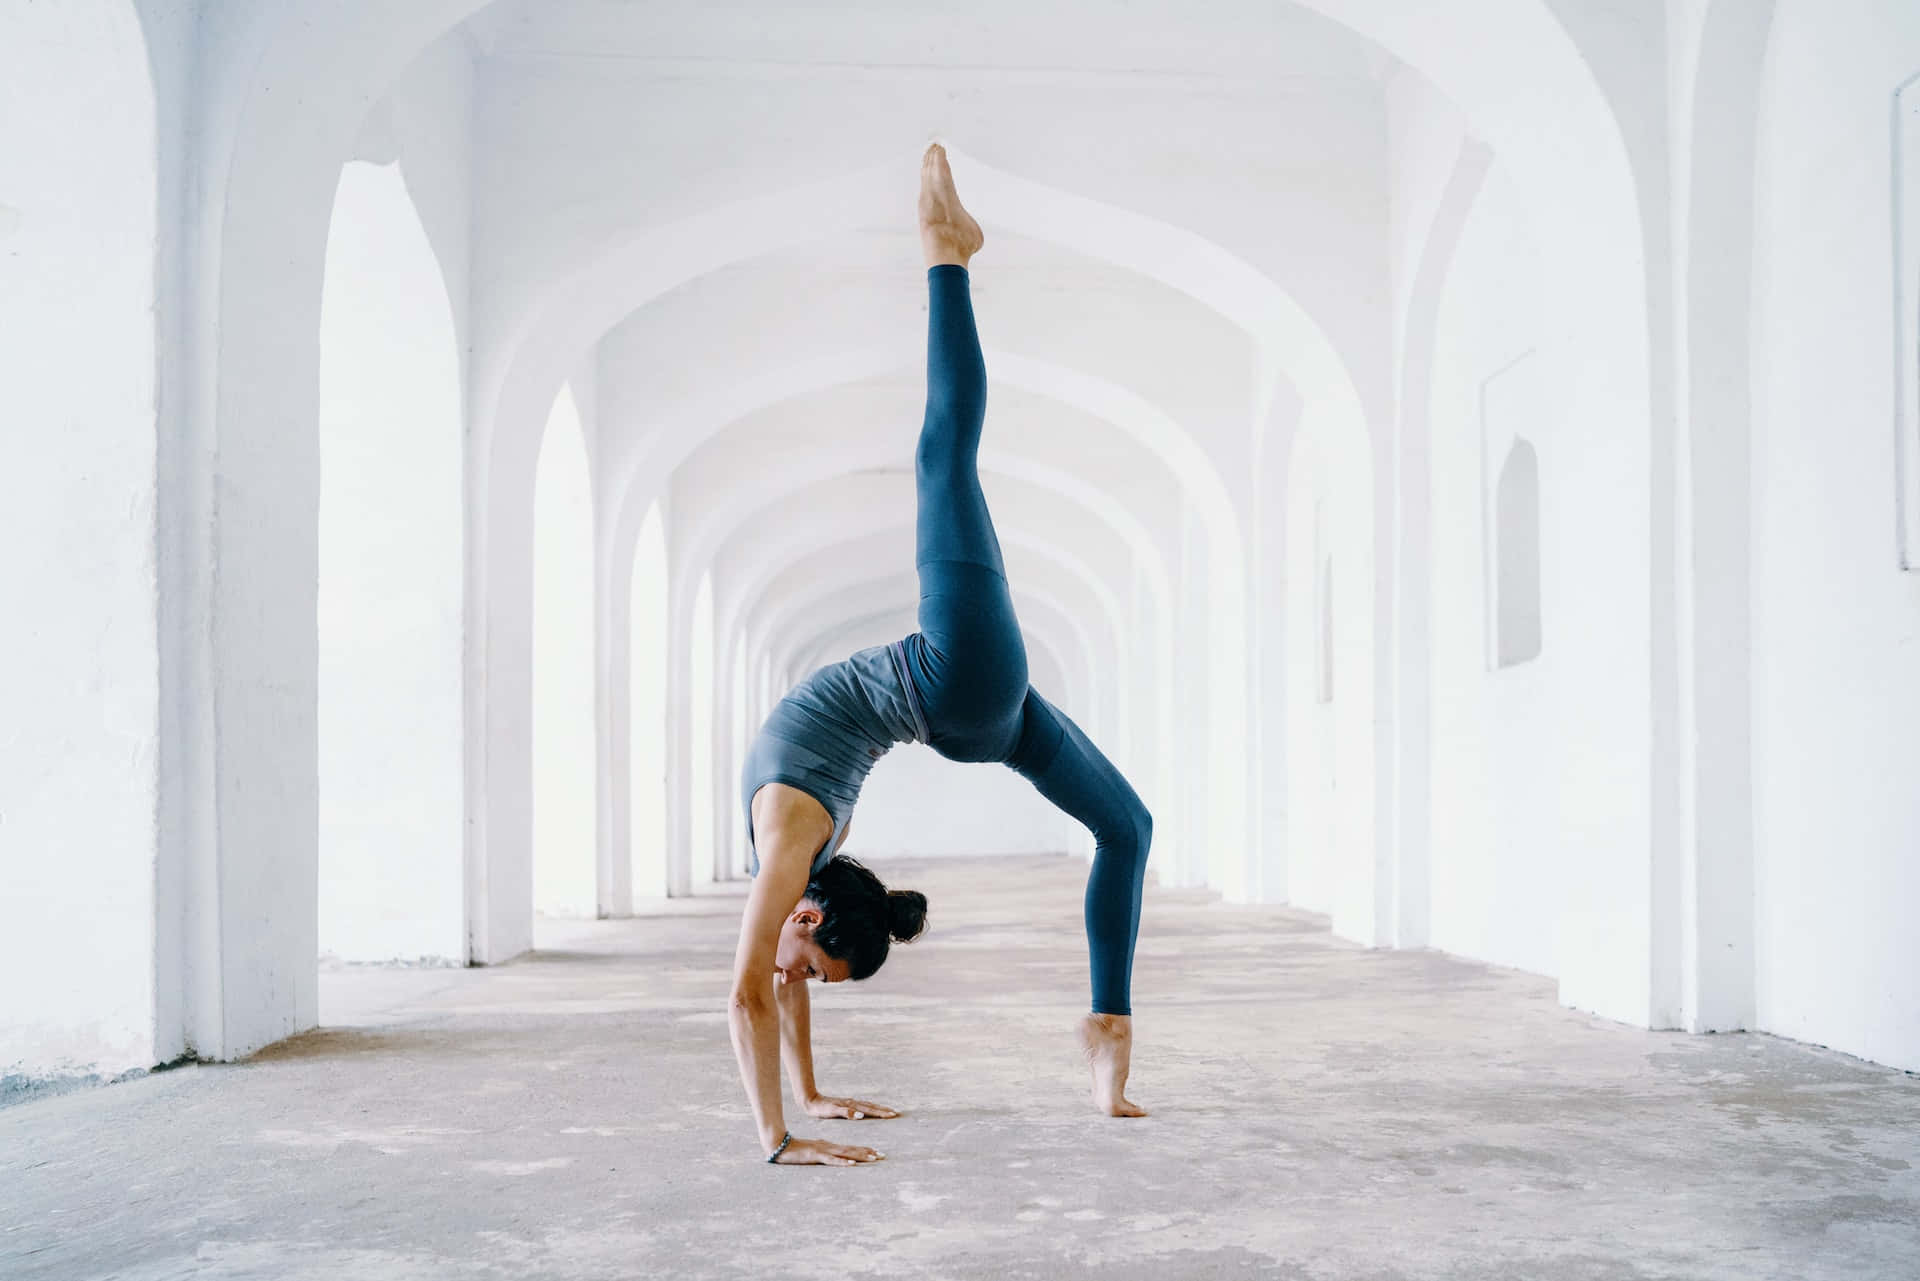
804, 1094, 900, 1120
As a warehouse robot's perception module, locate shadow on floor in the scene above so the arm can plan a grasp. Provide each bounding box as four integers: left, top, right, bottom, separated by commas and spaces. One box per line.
245, 1025, 466, 1064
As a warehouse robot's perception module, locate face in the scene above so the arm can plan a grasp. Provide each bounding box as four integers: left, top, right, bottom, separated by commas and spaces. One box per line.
774, 903, 853, 986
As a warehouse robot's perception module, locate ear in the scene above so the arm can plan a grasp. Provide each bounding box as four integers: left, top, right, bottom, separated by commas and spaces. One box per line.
791, 906, 823, 930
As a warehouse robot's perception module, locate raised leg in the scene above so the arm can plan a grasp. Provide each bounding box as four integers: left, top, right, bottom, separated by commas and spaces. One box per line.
914, 264, 1001, 580
1006, 687, 1153, 1117
907, 147, 1028, 757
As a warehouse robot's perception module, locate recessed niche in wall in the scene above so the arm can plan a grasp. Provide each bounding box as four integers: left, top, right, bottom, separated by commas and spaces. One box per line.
1495, 438, 1543, 667
1479, 350, 1543, 670
1895, 72, 1920, 571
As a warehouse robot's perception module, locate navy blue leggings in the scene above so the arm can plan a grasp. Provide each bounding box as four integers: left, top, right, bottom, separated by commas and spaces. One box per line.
900, 265, 1153, 1017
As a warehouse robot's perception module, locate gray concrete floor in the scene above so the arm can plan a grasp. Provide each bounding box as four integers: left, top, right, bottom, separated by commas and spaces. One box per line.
5, 854, 1919, 1280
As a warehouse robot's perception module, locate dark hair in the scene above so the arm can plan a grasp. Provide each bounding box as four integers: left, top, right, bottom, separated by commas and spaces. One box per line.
807, 855, 928, 981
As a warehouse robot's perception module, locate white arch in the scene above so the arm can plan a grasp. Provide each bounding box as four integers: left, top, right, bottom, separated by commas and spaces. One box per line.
733, 522, 1131, 755
317, 159, 464, 962
743, 540, 1118, 723
533, 385, 597, 920
769, 602, 1087, 863
772, 584, 1095, 727
689, 572, 718, 884
727, 641, 750, 877
483, 150, 1366, 495
721, 485, 1130, 697
182, 0, 1656, 1055
629, 503, 669, 902
706, 463, 1144, 743
491, 157, 1362, 925
785, 609, 1075, 727
611, 352, 1196, 900
773, 588, 1100, 867
173, 0, 490, 1056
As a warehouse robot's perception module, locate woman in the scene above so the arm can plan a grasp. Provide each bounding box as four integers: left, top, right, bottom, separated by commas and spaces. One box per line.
728, 144, 1153, 1167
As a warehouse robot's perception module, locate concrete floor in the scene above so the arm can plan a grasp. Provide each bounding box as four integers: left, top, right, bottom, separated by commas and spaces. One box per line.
5, 855, 1919, 1281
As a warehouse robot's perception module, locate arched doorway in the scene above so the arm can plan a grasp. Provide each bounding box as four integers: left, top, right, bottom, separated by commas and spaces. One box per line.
533, 385, 597, 919
317, 159, 464, 964
689, 573, 717, 885
629, 503, 669, 901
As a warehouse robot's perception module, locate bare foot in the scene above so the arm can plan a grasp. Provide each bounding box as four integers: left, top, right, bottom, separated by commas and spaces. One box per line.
919, 142, 984, 269
1079, 1013, 1148, 1117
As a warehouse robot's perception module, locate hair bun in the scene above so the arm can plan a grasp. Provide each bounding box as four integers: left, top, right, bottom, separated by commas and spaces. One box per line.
885, 889, 928, 943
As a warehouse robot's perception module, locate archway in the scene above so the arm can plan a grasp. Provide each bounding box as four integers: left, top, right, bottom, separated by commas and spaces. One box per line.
728, 641, 751, 876
186, 0, 1655, 1055
629, 502, 670, 901
689, 573, 718, 884
317, 159, 464, 964
533, 385, 596, 919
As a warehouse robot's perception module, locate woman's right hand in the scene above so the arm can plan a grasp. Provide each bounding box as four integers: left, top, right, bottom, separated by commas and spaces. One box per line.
770, 1136, 885, 1166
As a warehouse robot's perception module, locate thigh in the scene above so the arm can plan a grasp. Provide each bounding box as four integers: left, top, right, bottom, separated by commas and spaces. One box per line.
914, 559, 1024, 668
1005, 689, 1144, 840
909, 592, 1030, 762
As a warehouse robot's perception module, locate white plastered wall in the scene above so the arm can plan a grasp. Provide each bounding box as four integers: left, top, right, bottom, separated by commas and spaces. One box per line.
1749, 0, 1920, 1071
1422, 162, 1563, 979
0, 0, 162, 1085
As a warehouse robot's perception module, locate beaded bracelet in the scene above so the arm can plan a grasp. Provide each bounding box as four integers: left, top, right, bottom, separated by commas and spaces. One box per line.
767, 1131, 792, 1163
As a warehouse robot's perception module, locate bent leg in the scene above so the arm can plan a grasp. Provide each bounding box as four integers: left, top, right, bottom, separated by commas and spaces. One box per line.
1006, 689, 1153, 1016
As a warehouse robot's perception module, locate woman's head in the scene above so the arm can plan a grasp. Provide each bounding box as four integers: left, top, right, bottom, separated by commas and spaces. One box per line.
773, 855, 927, 985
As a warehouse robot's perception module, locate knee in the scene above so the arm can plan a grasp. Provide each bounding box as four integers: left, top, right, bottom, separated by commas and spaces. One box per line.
1130, 804, 1153, 864
1105, 799, 1152, 872
914, 415, 973, 478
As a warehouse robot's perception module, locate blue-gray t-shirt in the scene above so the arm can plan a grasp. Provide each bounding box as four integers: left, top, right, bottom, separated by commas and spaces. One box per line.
740, 640, 929, 876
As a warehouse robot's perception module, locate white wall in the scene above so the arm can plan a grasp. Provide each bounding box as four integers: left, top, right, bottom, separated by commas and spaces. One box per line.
848, 746, 1075, 859
1750, 0, 1920, 1071
1424, 161, 1562, 979
0, 0, 161, 1086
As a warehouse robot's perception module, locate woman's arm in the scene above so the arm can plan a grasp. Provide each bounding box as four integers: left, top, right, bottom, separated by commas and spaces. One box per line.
777, 975, 901, 1121
728, 786, 882, 1166
774, 969, 821, 1104
726, 858, 802, 1155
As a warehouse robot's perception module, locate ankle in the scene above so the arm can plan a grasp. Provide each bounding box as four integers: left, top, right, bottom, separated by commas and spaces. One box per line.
922, 236, 971, 270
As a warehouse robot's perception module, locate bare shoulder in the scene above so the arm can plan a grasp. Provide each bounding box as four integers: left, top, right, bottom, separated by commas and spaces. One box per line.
750, 782, 834, 861
732, 784, 834, 994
